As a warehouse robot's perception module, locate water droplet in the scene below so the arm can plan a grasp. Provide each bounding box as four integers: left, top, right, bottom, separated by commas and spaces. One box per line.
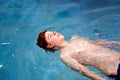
1, 42, 10, 45
0, 64, 3, 68
12, 53, 15, 58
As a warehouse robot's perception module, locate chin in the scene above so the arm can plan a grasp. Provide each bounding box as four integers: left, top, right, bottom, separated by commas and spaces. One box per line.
61, 37, 64, 41
61, 35, 64, 38
60, 36, 64, 40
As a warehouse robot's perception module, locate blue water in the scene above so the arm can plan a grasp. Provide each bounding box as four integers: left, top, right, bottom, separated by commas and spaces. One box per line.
0, 0, 120, 80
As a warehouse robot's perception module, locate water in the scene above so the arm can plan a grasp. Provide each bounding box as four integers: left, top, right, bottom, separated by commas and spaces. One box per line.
0, 0, 120, 80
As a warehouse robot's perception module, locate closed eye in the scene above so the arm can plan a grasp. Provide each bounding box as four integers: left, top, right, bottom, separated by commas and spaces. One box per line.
48, 33, 52, 38
49, 34, 52, 38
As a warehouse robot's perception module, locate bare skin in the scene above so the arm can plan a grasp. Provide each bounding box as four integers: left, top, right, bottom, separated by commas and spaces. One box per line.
45, 31, 120, 80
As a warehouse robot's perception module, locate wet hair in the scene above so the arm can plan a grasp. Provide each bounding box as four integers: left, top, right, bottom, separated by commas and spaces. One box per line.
37, 30, 57, 52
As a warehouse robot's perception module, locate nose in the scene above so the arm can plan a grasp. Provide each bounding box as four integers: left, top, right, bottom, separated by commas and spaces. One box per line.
53, 32, 56, 35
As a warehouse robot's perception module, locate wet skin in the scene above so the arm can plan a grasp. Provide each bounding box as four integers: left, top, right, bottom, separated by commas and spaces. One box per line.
45, 31, 120, 80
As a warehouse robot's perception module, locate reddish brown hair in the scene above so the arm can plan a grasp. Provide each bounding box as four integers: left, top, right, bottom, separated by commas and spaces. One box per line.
37, 30, 57, 52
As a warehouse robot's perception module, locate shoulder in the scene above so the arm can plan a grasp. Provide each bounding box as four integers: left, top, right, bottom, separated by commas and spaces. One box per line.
60, 51, 72, 60
70, 35, 80, 40
70, 35, 89, 42
60, 52, 68, 58
60, 53, 69, 63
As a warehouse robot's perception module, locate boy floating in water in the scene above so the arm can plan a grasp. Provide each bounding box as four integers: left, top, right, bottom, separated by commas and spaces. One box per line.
37, 30, 120, 80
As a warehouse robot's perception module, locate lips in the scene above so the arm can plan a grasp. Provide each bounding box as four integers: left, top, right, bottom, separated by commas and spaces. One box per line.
57, 33, 60, 37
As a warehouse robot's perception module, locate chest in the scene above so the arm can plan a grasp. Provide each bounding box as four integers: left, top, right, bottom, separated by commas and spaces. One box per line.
61, 43, 108, 65
61, 42, 92, 59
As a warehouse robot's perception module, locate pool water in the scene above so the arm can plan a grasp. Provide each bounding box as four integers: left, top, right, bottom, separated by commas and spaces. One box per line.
0, 0, 120, 80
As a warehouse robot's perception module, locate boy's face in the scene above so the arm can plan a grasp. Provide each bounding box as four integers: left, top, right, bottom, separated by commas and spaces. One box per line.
45, 31, 64, 46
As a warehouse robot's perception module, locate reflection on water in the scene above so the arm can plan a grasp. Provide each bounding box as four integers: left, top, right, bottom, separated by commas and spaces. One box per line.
0, 0, 120, 80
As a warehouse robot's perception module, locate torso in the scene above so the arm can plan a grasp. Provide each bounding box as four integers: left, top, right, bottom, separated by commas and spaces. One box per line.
60, 37, 120, 75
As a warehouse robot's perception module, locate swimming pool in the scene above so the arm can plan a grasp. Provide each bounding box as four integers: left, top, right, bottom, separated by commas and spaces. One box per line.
0, 0, 120, 80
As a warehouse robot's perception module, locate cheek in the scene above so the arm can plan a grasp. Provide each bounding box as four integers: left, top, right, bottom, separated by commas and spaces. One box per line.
51, 38, 60, 44
49, 36, 63, 44
49, 38, 57, 44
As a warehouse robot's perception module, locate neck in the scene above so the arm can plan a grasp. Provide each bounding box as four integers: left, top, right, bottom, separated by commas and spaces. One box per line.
55, 40, 69, 49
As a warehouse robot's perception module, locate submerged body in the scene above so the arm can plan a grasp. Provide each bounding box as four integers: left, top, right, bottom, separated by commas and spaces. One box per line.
37, 31, 120, 80
60, 37, 120, 80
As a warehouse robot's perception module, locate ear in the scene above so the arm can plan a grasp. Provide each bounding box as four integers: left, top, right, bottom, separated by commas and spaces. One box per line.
47, 44, 54, 48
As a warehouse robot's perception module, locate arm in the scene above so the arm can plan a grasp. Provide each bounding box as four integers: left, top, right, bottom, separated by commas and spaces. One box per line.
60, 55, 106, 80
95, 40, 120, 48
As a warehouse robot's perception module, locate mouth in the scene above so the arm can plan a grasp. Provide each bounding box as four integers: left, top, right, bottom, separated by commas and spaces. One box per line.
57, 33, 60, 37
